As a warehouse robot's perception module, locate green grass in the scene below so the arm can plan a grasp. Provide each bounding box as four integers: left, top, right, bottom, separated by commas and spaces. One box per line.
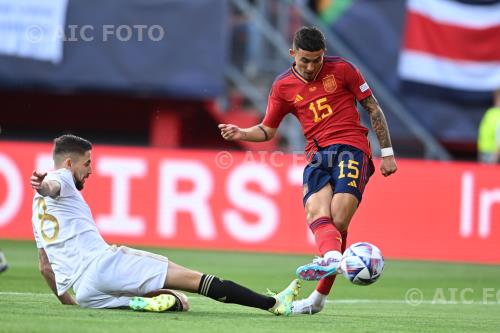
1, 239, 499, 333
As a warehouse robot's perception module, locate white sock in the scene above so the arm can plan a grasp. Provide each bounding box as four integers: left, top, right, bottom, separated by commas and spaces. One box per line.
308, 290, 327, 307
323, 250, 342, 260
292, 298, 313, 314
292, 291, 327, 315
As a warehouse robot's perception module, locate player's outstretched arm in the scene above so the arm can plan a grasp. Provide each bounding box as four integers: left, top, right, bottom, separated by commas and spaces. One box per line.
30, 170, 61, 198
38, 248, 77, 305
218, 123, 277, 142
360, 95, 397, 177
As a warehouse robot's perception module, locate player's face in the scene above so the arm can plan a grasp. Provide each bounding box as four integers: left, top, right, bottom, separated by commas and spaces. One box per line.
71, 150, 92, 191
290, 48, 325, 81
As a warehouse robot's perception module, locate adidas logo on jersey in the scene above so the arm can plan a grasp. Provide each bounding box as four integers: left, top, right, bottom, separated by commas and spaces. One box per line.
294, 94, 303, 103
348, 180, 357, 188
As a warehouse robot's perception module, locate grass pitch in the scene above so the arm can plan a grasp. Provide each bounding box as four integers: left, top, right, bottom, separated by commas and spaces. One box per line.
1, 239, 499, 333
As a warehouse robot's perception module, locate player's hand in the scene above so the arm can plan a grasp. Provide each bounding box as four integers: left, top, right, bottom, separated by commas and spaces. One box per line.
380, 156, 397, 177
218, 124, 244, 141
30, 170, 47, 190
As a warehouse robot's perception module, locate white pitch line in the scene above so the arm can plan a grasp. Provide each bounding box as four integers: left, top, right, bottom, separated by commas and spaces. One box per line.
0, 292, 53, 296
1, 292, 499, 305
328, 300, 500, 305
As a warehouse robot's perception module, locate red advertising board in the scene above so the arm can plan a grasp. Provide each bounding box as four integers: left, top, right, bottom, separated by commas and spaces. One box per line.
0, 141, 499, 263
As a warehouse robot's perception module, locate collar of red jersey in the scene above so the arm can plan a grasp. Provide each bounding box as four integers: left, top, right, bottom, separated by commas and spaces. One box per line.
291, 62, 324, 84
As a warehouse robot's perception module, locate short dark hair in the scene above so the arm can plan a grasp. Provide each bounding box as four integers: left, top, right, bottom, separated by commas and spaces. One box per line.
53, 134, 92, 159
293, 26, 326, 52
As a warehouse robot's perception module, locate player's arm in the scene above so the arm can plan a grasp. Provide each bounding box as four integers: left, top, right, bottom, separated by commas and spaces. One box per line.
219, 80, 288, 142
360, 95, 397, 177
38, 248, 77, 305
30, 170, 60, 198
218, 123, 277, 142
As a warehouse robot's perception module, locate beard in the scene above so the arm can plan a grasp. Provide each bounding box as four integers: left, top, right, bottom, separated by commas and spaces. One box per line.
74, 178, 84, 191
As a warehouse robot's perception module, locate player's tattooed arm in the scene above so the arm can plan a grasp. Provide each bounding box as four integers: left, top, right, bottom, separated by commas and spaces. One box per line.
361, 95, 397, 177
361, 95, 392, 149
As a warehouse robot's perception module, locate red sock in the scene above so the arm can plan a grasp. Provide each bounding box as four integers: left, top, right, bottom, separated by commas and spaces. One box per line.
309, 217, 342, 255
316, 230, 348, 295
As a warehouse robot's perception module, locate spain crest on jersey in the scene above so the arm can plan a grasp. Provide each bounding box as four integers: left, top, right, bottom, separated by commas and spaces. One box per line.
322, 74, 337, 93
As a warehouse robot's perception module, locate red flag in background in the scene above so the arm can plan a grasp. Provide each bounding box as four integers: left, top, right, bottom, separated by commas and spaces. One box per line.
398, 0, 500, 92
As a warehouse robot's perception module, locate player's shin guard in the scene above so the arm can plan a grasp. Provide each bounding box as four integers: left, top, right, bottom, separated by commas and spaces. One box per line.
197, 274, 275, 310
316, 230, 348, 295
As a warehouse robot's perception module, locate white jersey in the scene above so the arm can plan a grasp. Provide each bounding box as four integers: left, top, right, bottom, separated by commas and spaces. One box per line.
32, 168, 109, 295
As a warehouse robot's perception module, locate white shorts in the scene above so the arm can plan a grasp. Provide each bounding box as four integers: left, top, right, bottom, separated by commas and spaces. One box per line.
73, 245, 169, 308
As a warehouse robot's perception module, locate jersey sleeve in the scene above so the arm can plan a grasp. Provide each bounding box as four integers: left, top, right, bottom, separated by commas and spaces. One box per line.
343, 62, 372, 101
45, 169, 75, 198
262, 82, 289, 128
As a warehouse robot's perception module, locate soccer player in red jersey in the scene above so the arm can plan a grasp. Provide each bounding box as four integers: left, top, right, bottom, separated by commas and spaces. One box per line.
219, 26, 397, 314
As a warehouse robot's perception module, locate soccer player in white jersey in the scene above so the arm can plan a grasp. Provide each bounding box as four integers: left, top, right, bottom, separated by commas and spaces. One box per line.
31, 134, 300, 315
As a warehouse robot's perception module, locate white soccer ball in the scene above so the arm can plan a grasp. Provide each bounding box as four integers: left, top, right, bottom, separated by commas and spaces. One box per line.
340, 242, 384, 286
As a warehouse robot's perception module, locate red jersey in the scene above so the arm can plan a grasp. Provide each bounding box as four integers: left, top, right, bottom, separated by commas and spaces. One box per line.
263, 56, 373, 157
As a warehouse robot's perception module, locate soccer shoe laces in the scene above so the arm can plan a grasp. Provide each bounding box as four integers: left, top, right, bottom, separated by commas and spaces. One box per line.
312, 255, 340, 267
312, 256, 324, 264
296, 252, 343, 280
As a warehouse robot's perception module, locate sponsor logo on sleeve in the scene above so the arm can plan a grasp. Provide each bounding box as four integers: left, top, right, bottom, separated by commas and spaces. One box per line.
359, 82, 369, 93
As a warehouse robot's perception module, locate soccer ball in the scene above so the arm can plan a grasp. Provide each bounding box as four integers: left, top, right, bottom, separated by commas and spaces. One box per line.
340, 242, 384, 286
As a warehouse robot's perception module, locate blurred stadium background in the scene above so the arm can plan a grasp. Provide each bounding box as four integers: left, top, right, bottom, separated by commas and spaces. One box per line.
0, 1, 499, 332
